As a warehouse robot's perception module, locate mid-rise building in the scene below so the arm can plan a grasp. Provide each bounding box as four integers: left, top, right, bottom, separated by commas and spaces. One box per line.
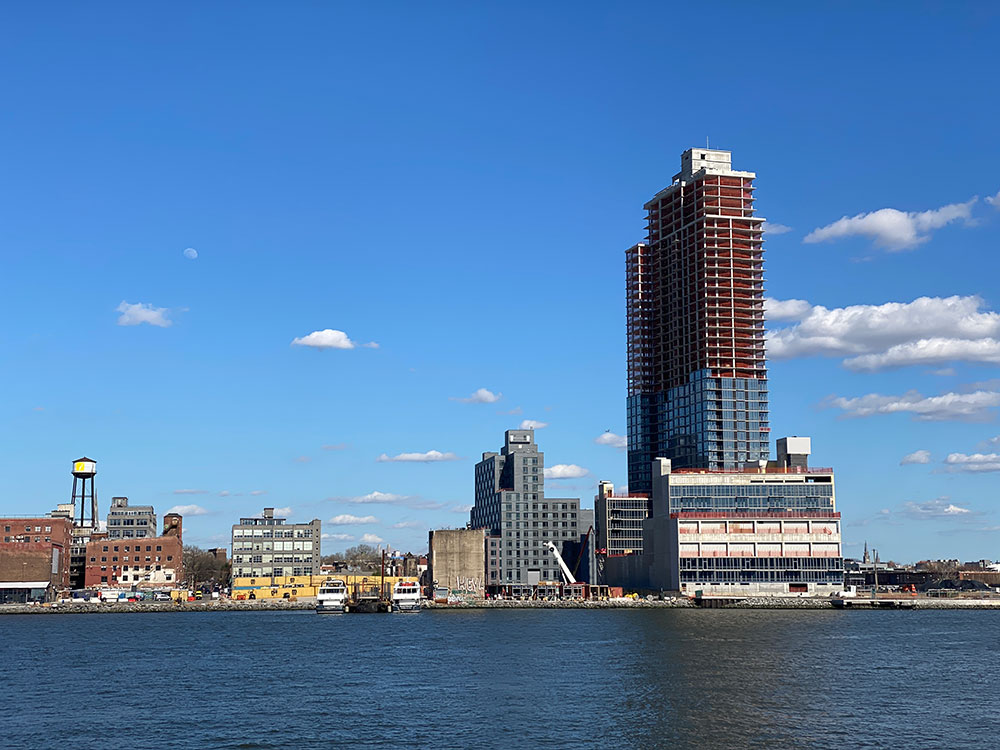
595, 481, 649, 555
230, 508, 320, 579
470, 429, 581, 588
627, 148, 769, 492
638, 438, 843, 595
106, 496, 157, 539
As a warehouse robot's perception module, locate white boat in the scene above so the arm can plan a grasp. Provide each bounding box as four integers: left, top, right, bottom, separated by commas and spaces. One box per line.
316, 579, 348, 613
391, 580, 421, 612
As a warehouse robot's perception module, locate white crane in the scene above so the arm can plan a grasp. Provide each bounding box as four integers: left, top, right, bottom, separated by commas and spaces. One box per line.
544, 541, 576, 585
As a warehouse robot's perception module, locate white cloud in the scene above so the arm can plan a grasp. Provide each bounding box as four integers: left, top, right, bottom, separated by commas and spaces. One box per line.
762, 221, 793, 235
763, 297, 813, 322
183, 247, 198, 260
363, 341, 379, 349
249, 490, 267, 496
377, 450, 460, 463
503, 406, 523, 415
986, 189, 1000, 209
943, 452, 1000, 473
361, 533, 384, 544
217, 490, 241, 497
452, 388, 502, 404
322, 532, 355, 541
803, 197, 977, 250
846, 338, 1000, 372
900, 497, 972, 519
116, 301, 172, 327
450, 504, 473, 513
768, 295, 1000, 371
273, 506, 293, 517
291, 329, 357, 349
900, 450, 931, 465
166, 504, 209, 516
344, 491, 409, 505
594, 432, 627, 450
173, 489, 208, 495
828, 389, 1000, 422
544, 464, 590, 479
520, 419, 548, 429
329, 514, 379, 525
392, 521, 423, 529
930, 367, 957, 376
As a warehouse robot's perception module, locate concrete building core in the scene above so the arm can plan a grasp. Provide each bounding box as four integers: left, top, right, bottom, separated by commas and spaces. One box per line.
426, 528, 486, 597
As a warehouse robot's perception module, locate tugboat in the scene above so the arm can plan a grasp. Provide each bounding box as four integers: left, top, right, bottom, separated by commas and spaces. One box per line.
392, 580, 421, 612
315, 578, 348, 613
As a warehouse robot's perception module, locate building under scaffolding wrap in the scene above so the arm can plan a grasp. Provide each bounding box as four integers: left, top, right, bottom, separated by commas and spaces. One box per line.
627, 148, 769, 493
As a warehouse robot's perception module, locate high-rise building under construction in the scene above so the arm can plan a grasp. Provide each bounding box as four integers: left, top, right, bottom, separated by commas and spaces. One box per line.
627, 148, 769, 492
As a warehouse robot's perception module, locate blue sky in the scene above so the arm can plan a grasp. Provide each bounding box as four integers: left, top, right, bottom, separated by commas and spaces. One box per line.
3, 3, 999, 562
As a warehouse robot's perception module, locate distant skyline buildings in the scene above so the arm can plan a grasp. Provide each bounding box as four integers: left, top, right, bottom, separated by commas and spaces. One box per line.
627, 148, 769, 491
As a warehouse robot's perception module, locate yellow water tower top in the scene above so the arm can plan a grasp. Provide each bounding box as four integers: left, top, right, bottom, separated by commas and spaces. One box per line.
72, 457, 97, 477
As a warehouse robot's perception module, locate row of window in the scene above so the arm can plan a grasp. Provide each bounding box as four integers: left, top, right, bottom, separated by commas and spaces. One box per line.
3, 536, 53, 543
4, 525, 52, 533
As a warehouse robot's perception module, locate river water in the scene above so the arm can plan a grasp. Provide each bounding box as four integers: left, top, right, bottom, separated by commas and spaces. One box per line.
1, 608, 997, 749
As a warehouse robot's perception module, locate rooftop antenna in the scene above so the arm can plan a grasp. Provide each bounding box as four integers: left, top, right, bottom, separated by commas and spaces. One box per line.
706, 136, 710, 149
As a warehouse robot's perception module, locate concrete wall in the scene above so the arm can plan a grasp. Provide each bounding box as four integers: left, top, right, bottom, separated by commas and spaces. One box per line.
427, 529, 486, 595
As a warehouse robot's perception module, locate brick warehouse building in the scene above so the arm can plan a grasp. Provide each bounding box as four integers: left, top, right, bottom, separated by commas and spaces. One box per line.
84, 512, 183, 588
0, 517, 73, 596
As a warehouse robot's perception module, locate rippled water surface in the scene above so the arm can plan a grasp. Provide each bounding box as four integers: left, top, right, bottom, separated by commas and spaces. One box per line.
2, 608, 998, 749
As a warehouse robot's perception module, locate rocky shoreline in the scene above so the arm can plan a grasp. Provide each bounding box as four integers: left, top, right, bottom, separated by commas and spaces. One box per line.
4, 596, 1000, 615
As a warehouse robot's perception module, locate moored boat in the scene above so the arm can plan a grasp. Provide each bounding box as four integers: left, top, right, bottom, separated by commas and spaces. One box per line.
316, 578, 348, 613
392, 580, 421, 612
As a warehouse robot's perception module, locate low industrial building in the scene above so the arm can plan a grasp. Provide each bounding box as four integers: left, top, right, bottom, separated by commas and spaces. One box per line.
84, 513, 184, 588
0, 516, 74, 601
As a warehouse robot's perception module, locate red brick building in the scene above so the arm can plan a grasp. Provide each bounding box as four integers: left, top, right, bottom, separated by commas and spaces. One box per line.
84, 518, 183, 588
0, 517, 73, 589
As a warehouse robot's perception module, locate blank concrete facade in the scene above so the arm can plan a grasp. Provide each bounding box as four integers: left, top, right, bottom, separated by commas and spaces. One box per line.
426, 528, 486, 596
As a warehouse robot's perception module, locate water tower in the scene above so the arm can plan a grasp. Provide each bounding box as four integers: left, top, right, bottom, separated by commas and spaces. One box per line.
71, 457, 98, 528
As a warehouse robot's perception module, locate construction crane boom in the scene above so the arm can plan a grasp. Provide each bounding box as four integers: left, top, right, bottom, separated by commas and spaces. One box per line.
544, 541, 576, 585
